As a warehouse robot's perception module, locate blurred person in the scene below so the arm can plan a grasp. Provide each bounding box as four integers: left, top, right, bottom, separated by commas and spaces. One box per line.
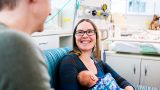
0, 0, 53, 90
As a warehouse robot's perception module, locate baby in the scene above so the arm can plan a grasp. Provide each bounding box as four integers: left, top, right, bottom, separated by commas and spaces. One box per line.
77, 70, 123, 90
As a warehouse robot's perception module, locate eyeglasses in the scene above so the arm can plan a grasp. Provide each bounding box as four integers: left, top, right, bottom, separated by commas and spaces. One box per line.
75, 29, 96, 36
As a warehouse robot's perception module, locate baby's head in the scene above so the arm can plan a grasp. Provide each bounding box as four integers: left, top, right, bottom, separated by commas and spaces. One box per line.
77, 70, 98, 88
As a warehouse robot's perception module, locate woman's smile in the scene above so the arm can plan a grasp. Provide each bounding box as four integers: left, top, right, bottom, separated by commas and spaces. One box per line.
80, 40, 91, 44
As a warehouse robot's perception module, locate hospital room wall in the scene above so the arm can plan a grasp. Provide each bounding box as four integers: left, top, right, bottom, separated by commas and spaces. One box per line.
110, 0, 160, 30
124, 15, 152, 29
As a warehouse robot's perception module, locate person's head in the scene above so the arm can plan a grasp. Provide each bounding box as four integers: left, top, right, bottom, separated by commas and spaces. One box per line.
71, 19, 100, 60
0, 0, 51, 34
77, 70, 98, 88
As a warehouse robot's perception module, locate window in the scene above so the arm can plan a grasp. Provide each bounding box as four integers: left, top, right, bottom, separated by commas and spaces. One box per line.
126, 0, 154, 15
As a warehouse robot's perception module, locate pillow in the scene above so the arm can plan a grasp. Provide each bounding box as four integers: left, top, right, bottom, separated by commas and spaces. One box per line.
110, 41, 141, 54
140, 43, 159, 55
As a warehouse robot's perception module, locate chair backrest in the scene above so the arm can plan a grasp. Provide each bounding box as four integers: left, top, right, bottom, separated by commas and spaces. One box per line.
43, 47, 71, 89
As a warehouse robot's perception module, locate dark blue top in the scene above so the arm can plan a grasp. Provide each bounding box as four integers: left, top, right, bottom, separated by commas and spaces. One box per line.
58, 54, 132, 90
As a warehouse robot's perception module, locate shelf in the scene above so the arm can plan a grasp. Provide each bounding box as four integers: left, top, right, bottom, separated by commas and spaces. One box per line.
105, 38, 160, 43
104, 51, 160, 61
32, 30, 72, 37
32, 30, 73, 50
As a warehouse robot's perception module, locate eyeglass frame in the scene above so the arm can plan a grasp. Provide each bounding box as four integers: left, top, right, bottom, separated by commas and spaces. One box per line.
75, 29, 97, 36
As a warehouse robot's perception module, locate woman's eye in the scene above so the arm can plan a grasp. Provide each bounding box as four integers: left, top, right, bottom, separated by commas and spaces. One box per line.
78, 31, 84, 34
88, 30, 94, 33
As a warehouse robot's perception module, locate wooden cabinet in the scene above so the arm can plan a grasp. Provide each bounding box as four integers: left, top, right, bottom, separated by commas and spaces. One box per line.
104, 52, 160, 88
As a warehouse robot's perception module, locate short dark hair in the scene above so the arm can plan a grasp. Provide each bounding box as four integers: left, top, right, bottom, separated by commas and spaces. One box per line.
0, 0, 19, 10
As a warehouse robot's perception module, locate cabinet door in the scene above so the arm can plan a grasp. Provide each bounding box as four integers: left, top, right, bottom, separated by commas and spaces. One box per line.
106, 55, 141, 85
59, 35, 72, 48
140, 59, 160, 88
32, 35, 59, 50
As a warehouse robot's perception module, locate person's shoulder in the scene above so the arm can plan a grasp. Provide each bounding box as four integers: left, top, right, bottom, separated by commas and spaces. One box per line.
60, 53, 80, 65
0, 29, 42, 60
1, 29, 37, 49
61, 53, 78, 61
1, 29, 30, 42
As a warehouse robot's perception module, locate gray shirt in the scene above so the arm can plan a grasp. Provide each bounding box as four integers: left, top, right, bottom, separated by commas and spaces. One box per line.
0, 23, 53, 90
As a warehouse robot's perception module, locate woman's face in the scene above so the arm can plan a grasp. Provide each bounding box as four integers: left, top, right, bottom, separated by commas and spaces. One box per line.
75, 21, 96, 52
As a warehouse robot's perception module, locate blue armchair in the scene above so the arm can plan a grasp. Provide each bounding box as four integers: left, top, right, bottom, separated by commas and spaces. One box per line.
43, 47, 71, 89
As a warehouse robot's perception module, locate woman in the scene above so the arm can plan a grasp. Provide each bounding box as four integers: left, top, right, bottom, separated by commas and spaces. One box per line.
58, 19, 134, 90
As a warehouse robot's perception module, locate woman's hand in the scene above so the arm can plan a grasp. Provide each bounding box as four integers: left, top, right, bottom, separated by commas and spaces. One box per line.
124, 86, 134, 90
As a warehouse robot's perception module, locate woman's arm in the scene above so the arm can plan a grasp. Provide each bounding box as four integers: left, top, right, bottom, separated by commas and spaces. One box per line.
100, 61, 134, 89
59, 55, 80, 90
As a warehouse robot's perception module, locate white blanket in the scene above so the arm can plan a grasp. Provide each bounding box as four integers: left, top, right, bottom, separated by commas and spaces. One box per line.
110, 41, 160, 55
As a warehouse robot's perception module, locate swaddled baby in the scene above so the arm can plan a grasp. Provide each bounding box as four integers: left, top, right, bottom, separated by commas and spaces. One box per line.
77, 70, 124, 90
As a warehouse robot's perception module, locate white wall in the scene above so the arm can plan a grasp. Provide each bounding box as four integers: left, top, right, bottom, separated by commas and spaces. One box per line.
124, 15, 152, 28
110, 0, 158, 29
81, 0, 108, 7
45, 0, 76, 31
